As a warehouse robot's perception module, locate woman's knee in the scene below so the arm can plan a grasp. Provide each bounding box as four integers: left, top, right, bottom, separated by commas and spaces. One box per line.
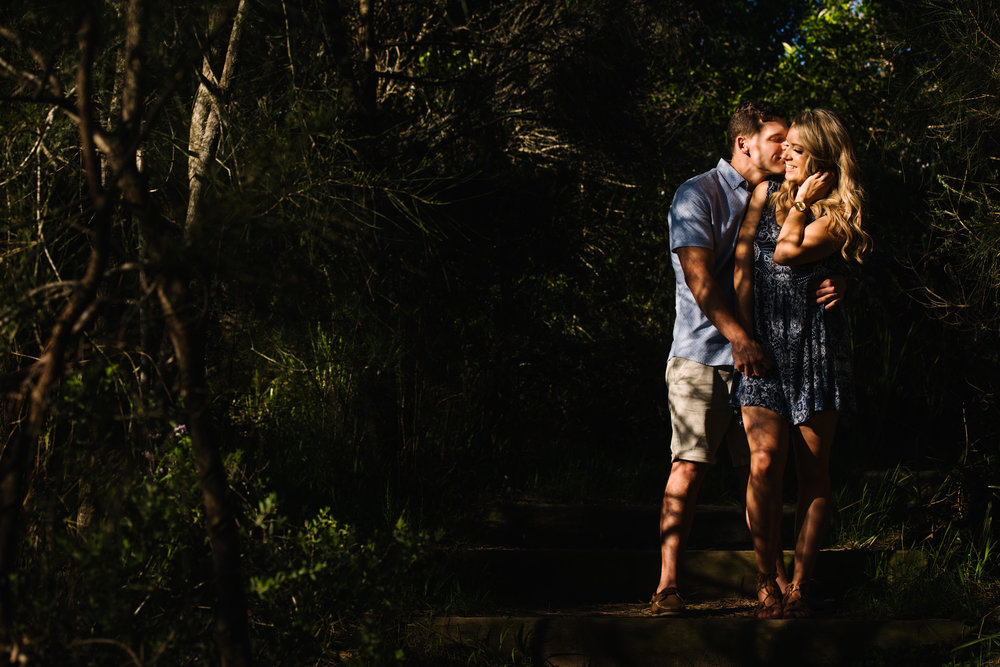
750, 449, 783, 479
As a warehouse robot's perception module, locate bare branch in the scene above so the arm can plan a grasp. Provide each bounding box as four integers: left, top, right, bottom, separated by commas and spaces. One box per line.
0, 26, 64, 96
0, 54, 49, 94
76, 10, 105, 206
185, 0, 250, 234
0, 5, 116, 637
121, 0, 144, 133
67, 639, 142, 667
968, 8, 1000, 53
0, 108, 55, 188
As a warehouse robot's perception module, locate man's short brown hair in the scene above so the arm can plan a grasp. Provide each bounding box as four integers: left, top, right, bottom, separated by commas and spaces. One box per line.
727, 100, 786, 152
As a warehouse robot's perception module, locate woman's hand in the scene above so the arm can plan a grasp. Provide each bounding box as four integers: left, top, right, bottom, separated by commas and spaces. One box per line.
796, 171, 833, 206
774, 171, 842, 265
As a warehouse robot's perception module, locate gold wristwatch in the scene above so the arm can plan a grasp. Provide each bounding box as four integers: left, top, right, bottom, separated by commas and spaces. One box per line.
793, 201, 808, 212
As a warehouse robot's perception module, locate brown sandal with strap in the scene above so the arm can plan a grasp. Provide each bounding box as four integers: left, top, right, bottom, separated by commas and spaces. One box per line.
754, 572, 782, 619
782, 582, 812, 618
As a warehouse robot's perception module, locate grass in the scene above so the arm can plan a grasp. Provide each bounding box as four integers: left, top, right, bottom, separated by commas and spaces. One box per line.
831, 462, 1000, 664
830, 465, 921, 549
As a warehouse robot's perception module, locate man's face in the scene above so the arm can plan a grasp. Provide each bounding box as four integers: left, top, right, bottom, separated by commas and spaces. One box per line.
743, 120, 788, 176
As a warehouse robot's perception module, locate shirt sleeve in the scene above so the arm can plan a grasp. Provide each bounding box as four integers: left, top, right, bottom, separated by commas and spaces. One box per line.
669, 182, 714, 253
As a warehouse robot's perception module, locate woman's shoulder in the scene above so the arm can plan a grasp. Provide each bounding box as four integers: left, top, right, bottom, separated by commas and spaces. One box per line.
751, 178, 782, 201
751, 179, 779, 201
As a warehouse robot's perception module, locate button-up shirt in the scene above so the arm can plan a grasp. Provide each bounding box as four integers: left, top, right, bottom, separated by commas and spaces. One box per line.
667, 158, 752, 367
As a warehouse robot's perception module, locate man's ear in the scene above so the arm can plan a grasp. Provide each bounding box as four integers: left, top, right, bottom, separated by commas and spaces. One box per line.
736, 136, 750, 157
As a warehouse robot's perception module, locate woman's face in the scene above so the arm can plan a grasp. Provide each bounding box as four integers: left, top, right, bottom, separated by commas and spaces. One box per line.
782, 125, 809, 185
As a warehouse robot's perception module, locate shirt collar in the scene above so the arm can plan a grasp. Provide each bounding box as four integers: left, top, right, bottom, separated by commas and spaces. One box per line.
717, 159, 750, 192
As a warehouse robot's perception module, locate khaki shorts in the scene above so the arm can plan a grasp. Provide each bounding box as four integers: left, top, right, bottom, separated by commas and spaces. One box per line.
666, 356, 749, 466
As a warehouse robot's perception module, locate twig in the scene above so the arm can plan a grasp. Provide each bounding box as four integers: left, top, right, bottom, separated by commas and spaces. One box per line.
68, 638, 143, 667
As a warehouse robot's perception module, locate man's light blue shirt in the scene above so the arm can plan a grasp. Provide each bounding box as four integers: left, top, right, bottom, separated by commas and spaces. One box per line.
667, 158, 751, 367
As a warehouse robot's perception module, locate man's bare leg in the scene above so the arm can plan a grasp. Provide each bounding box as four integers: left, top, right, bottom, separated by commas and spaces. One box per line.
656, 459, 708, 597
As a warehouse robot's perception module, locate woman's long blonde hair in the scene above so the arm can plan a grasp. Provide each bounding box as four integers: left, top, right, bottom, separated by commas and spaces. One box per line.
772, 108, 871, 262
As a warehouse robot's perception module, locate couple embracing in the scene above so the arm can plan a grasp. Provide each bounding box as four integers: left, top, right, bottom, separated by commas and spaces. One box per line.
652, 101, 870, 619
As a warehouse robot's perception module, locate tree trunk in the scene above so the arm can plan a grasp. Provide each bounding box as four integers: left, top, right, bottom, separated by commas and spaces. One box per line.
0, 1, 254, 662
0, 6, 112, 643
175, 1, 253, 663
186, 0, 249, 236
358, 0, 377, 121
156, 276, 251, 667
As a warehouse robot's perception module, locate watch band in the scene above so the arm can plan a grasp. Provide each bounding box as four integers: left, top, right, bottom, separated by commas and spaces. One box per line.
793, 201, 807, 212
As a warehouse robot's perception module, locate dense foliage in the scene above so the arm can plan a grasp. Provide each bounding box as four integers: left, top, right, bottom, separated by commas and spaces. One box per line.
1, 0, 998, 663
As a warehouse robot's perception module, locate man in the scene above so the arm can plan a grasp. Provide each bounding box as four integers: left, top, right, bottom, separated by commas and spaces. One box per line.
651, 100, 839, 615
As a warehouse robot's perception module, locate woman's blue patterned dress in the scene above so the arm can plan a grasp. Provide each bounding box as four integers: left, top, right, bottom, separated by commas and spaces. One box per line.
732, 180, 855, 424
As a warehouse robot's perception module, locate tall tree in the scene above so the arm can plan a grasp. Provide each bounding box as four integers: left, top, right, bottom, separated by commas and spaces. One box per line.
0, 2, 252, 663
0, 7, 115, 645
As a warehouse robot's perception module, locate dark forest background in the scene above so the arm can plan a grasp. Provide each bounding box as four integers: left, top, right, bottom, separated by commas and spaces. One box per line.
1, 0, 998, 664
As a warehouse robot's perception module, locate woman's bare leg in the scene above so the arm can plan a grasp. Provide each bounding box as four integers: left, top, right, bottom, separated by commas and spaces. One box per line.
738, 466, 789, 593
742, 406, 789, 617
786, 410, 838, 616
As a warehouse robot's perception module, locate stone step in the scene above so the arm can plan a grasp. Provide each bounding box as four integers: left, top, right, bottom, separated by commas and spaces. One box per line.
473, 502, 797, 549
471, 469, 943, 550
421, 613, 969, 666
449, 548, 882, 607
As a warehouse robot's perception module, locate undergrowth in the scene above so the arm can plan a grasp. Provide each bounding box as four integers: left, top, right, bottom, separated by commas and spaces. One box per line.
834, 463, 1000, 663
11, 359, 468, 665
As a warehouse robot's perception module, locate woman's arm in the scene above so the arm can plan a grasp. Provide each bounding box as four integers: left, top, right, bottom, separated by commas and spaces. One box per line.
734, 182, 768, 334
773, 171, 841, 265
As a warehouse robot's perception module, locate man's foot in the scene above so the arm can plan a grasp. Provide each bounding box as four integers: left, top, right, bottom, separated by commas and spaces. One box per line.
754, 573, 782, 619
650, 587, 685, 616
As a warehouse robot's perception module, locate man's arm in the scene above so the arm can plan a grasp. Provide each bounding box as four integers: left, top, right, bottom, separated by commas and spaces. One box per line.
814, 275, 847, 310
676, 246, 772, 377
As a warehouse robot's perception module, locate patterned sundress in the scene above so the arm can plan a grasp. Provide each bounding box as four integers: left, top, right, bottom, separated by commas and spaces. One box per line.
732, 180, 855, 424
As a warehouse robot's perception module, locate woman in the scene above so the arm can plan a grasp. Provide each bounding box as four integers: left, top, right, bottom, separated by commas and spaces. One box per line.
732, 108, 870, 619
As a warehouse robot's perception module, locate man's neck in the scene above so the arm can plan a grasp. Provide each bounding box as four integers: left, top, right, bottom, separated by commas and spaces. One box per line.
729, 154, 767, 188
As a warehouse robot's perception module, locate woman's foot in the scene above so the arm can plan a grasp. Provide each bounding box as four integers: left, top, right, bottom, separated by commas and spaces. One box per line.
754, 572, 782, 619
775, 553, 789, 595
782, 582, 812, 618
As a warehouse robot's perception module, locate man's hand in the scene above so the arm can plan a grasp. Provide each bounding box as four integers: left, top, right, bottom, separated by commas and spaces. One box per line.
675, 246, 774, 377
814, 275, 847, 310
732, 336, 773, 378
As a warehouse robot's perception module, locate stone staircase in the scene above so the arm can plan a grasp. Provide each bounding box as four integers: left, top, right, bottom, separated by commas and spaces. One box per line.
423, 500, 970, 666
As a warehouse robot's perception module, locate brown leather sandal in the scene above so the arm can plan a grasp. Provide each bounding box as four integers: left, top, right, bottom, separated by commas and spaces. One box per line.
754, 572, 782, 619
782, 582, 812, 618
